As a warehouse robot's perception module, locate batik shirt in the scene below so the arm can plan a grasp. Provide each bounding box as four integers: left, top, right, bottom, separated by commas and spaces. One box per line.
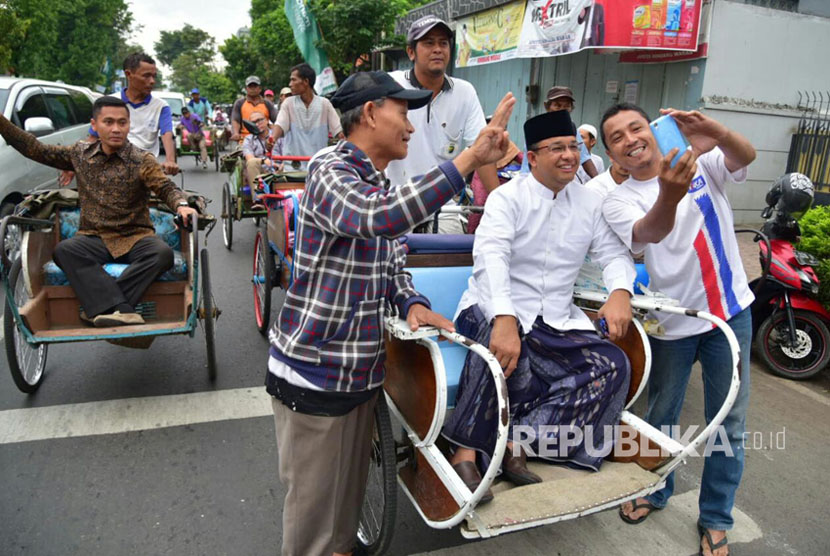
0, 116, 186, 258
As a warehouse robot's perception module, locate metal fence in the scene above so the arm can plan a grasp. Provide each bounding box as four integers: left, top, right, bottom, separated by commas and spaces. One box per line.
787, 91, 830, 201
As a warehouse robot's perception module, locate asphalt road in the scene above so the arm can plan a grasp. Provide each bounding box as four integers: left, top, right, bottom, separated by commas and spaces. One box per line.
1, 164, 828, 555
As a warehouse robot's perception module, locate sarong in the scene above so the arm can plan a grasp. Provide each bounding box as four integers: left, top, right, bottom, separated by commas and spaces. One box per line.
442, 305, 631, 471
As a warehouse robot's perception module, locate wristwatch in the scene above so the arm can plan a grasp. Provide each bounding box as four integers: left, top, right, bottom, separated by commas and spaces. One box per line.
177, 201, 189, 208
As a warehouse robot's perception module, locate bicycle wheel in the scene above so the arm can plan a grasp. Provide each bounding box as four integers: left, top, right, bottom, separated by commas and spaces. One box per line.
253, 230, 273, 335
222, 182, 233, 250
4, 258, 48, 393
200, 248, 217, 381
356, 394, 397, 555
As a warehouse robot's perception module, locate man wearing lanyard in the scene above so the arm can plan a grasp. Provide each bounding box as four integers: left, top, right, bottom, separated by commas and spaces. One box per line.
386, 15, 499, 234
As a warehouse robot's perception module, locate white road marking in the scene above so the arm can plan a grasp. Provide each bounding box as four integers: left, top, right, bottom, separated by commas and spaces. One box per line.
0, 387, 273, 445
413, 490, 763, 556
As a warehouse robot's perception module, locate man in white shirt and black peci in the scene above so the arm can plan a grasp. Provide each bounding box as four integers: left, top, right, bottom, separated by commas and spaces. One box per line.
442, 110, 635, 501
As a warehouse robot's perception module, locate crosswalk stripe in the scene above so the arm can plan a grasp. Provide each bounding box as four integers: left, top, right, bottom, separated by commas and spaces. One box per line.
0, 387, 273, 444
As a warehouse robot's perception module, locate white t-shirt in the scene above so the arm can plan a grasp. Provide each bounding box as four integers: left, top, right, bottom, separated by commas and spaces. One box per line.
576, 153, 605, 184
584, 168, 618, 197
386, 71, 486, 233
602, 148, 754, 339
386, 71, 486, 185
275, 95, 341, 169
459, 172, 635, 333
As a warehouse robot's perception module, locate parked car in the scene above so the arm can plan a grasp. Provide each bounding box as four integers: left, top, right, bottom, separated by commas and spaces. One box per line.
0, 77, 98, 219
153, 90, 187, 124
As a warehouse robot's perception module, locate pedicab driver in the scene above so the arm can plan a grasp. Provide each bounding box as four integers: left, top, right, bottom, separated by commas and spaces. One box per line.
266, 71, 516, 556
385, 15, 500, 233
0, 97, 197, 327
600, 103, 756, 556
442, 110, 634, 501
270, 63, 344, 170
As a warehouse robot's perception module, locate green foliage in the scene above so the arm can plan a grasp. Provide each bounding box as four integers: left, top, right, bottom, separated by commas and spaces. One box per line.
249, 8, 303, 87
0, 2, 29, 72
219, 30, 261, 90
310, 0, 409, 80
154, 24, 214, 67
798, 205, 830, 307
5, 0, 133, 87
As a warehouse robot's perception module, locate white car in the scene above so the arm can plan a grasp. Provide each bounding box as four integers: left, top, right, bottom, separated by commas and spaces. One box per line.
0, 77, 98, 218
153, 90, 187, 123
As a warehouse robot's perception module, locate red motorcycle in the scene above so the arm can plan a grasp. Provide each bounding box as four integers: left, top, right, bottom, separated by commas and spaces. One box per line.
739, 173, 830, 380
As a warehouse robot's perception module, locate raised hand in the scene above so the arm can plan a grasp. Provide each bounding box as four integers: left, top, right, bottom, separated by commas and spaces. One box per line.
657, 147, 697, 205
467, 92, 516, 167
660, 108, 728, 157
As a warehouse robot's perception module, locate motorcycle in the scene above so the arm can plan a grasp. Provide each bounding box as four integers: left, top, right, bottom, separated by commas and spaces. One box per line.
738, 173, 830, 380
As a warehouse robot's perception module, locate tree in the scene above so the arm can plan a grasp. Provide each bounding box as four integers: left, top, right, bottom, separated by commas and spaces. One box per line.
218, 29, 260, 90
0, 2, 29, 73
5, 0, 133, 87
310, 0, 409, 80
154, 24, 214, 68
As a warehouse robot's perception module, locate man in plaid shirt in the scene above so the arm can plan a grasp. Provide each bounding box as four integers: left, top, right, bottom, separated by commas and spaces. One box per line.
266, 71, 516, 556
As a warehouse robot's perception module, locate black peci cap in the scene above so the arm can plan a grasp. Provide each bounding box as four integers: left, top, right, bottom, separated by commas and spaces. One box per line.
331, 71, 432, 112
524, 111, 577, 150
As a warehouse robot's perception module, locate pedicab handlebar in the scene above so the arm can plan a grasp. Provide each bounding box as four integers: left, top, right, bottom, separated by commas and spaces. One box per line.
573, 288, 742, 477
384, 317, 510, 526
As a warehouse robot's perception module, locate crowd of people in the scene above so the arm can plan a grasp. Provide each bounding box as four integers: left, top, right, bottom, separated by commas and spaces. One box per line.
0, 13, 756, 556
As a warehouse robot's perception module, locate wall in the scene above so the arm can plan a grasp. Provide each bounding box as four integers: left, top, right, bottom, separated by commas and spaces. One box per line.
701, 0, 830, 222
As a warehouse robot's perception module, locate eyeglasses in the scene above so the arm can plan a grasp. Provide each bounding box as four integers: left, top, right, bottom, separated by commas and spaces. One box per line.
533, 142, 580, 155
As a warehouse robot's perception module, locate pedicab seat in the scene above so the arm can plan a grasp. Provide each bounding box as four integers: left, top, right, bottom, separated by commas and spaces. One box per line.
42, 207, 188, 286
400, 234, 476, 405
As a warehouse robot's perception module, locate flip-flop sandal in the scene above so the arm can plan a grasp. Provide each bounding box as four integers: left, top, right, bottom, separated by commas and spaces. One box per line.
698, 524, 730, 556
618, 499, 662, 524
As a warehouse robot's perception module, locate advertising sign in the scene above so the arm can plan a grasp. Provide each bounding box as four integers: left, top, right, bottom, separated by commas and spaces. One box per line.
516, 0, 702, 59
455, 1, 526, 68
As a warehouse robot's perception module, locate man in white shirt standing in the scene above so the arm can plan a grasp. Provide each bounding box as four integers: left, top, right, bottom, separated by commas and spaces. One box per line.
271, 63, 344, 169
442, 110, 635, 501
386, 15, 499, 234
601, 103, 756, 556
576, 123, 605, 183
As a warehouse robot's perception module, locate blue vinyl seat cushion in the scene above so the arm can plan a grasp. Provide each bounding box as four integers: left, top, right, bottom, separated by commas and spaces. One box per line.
46, 207, 187, 285
408, 265, 473, 406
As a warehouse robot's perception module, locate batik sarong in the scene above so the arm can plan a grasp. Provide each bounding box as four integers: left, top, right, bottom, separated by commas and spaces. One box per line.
442, 304, 630, 471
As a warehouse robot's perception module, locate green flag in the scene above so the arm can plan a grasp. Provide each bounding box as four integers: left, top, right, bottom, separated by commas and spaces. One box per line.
284, 0, 337, 95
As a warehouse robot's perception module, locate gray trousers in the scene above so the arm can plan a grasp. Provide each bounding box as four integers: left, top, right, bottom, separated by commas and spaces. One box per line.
52, 234, 174, 317
272, 392, 378, 556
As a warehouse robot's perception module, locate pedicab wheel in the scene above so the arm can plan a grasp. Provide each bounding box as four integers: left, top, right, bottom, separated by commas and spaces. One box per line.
200, 248, 218, 381
357, 394, 397, 555
222, 182, 233, 249
756, 309, 830, 380
253, 230, 273, 335
4, 258, 48, 393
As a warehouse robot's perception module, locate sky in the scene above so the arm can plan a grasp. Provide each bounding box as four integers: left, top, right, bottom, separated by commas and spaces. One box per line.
128, 0, 253, 68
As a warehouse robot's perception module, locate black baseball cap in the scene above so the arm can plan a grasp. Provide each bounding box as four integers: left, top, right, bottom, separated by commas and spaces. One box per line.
331, 71, 432, 112
407, 15, 452, 43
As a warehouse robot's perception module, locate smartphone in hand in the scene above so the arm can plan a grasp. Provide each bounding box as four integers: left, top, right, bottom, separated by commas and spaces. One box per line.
649, 115, 689, 167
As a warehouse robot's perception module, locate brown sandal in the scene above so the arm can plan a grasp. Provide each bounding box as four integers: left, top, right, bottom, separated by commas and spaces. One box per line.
618, 498, 661, 524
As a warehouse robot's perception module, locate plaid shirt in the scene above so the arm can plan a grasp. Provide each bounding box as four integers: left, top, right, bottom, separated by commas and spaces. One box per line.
269, 140, 465, 392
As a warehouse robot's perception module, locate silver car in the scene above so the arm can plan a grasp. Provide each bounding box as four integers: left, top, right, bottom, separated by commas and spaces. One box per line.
0, 77, 98, 219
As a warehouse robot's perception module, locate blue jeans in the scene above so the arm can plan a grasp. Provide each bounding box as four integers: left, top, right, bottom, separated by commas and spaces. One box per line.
645, 308, 752, 531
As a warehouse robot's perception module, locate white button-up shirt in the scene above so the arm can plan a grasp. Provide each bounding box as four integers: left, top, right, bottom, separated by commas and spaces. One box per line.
457, 172, 635, 333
